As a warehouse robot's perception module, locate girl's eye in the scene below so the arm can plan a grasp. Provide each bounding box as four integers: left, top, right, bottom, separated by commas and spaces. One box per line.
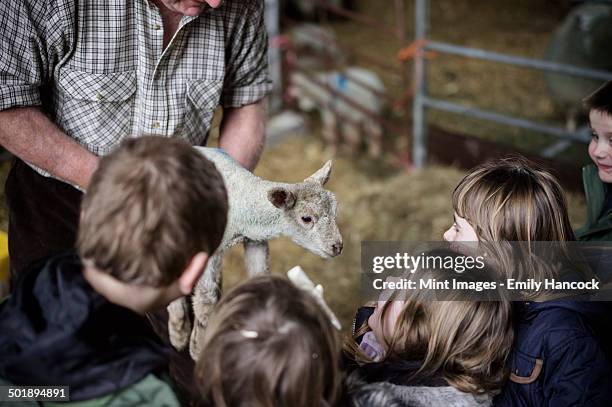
592, 132, 599, 140
301, 216, 312, 223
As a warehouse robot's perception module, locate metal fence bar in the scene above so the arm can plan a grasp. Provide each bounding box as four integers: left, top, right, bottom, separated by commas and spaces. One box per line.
412, 0, 612, 168
423, 96, 591, 143
296, 66, 405, 134
313, 0, 400, 36
265, 0, 282, 113
412, 0, 428, 168
283, 42, 398, 104
425, 40, 612, 81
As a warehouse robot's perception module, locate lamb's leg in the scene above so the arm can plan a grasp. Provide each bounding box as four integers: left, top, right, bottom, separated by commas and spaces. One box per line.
167, 296, 192, 351
366, 122, 383, 157
341, 122, 361, 153
321, 110, 339, 155
189, 253, 223, 360
244, 239, 269, 277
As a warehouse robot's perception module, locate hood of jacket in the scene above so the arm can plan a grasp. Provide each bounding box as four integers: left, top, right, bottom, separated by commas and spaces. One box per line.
346, 364, 492, 407
0, 251, 169, 401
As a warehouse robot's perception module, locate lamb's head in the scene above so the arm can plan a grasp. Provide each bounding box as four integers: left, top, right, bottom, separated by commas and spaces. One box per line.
267, 160, 343, 258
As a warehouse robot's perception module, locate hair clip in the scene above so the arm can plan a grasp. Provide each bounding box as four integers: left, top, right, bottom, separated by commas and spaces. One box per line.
240, 330, 259, 339
277, 323, 292, 335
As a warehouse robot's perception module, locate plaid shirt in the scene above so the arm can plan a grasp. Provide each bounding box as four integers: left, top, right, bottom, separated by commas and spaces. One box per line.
0, 0, 271, 175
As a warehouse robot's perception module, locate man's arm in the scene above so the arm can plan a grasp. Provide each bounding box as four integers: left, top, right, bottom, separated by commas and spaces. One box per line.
218, 99, 266, 171
218, 0, 271, 170
0, 2, 96, 189
0, 107, 98, 189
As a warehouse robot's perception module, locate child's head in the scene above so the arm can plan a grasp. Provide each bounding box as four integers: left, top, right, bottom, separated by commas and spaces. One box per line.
444, 157, 574, 243
360, 253, 513, 394
584, 81, 612, 183
195, 275, 342, 407
78, 136, 228, 313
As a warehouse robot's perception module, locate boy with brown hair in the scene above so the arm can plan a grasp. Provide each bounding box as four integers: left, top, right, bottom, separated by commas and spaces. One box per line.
577, 80, 612, 241
0, 136, 228, 405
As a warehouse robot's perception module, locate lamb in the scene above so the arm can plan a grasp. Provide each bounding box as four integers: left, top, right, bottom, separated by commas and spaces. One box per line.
289, 24, 346, 69
289, 67, 386, 156
168, 147, 343, 359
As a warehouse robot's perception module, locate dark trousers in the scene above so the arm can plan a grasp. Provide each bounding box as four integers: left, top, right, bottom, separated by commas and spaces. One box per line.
5, 158, 202, 406
5, 158, 82, 277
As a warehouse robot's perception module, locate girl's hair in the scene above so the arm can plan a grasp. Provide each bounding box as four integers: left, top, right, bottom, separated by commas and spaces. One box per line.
345, 253, 513, 394
195, 275, 342, 407
451, 157, 592, 295
452, 156, 575, 242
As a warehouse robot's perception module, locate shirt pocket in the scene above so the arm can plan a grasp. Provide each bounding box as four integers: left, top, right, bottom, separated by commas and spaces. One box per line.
181, 79, 223, 146
58, 70, 136, 156
508, 349, 544, 402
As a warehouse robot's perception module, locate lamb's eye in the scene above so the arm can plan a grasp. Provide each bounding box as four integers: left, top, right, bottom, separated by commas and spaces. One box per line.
301, 216, 312, 223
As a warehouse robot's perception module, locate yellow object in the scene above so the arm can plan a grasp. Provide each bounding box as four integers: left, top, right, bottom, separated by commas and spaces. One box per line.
0, 231, 9, 297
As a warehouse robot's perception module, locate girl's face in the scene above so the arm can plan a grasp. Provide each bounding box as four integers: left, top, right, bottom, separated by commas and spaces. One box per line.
368, 299, 405, 349
368, 278, 405, 349
588, 110, 612, 184
443, 213, 479, 242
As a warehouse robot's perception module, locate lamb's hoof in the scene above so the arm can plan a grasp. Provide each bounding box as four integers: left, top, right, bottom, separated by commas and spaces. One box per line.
168, 299, 191, 351
189, 316, 209, 361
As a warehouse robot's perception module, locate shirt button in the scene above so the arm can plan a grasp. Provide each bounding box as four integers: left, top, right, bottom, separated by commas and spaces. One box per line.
152, 121, 161, 129
153, 24, 161, 31
95, 92, 105, 101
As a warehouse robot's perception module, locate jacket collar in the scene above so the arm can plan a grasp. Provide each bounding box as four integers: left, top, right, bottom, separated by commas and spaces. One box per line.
577, 164, 612, 239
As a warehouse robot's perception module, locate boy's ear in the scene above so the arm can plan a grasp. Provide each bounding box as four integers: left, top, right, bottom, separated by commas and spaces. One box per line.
178, 252, 208, 295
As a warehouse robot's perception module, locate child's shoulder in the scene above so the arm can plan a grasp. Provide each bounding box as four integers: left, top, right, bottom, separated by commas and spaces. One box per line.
502, 301, 612, 406
518, 301, 600, 348
1, 250, 86, 319
513, 301, 610, 375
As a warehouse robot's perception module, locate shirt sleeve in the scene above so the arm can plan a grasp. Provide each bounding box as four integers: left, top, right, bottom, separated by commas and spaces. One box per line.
0, 0, 70, 111
220, 0, 272, 108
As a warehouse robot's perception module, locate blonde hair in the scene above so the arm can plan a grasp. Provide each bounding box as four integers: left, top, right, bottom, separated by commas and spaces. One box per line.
346, 252, 513, 394
195, 275, 342, 407
452, 156, 575, 242
451, 157, 591, 295
78, 136, 228, 286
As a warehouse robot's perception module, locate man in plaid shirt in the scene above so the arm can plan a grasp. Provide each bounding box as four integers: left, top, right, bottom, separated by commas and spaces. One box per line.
0, 0, 272, 275
0, 1, 271, 404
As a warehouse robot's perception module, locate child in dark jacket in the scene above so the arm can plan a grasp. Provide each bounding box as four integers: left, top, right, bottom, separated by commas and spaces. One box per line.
0, 136, 228, 405
344, 255, 514, 407
445, 157, 612, 407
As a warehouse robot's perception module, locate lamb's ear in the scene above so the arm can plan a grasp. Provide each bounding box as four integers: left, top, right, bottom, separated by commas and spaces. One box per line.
268, 187, 296, 209
305, 160, 332, 186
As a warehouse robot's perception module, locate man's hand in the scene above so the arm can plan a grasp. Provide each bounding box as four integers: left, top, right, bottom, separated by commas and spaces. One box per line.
0, 107, 99, 190
219, 99, 267, 171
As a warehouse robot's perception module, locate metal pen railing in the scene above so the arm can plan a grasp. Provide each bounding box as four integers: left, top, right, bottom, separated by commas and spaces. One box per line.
412, 0, 612, 168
